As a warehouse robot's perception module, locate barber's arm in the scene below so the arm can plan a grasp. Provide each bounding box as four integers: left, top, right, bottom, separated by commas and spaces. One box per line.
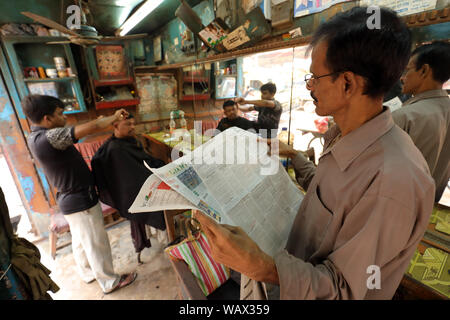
73, 108, 128, 140
236, 98, 255, 112
237, 97, 276, 109
45, 110, 126, 151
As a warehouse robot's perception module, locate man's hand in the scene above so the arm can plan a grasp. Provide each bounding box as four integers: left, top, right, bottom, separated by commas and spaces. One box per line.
236, 97, 246, 104
193, 210, 279, 284
74, 108, 130, 139
114, 108, 129, 121
266, 138, 300, 159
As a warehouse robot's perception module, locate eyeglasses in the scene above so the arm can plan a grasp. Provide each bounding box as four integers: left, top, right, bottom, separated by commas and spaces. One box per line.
304, 71, 343, 85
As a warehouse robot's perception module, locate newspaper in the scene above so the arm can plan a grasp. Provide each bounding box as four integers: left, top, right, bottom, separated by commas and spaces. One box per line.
129, 174, 196, 213
129, 127, 304, 257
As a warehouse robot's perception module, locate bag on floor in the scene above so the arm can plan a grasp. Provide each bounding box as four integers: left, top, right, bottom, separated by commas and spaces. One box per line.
164, 218, 230, 296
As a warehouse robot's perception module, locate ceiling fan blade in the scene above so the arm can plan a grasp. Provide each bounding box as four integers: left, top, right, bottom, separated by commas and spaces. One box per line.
21, 11, 79, 37
46, 41, 71, 44
100, 33, 148, 42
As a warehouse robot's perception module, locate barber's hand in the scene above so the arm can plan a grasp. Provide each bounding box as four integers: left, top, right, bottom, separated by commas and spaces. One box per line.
235, 97, 245, 104
193, 210, 278, 283
114, 108, 129, 120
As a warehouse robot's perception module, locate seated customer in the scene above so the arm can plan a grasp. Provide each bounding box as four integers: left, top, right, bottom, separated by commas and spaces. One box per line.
216, 100, 256, 133
91, 114, 167, 263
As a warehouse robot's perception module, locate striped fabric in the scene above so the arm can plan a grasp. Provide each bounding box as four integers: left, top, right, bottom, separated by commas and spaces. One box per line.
165, 231, 230, 296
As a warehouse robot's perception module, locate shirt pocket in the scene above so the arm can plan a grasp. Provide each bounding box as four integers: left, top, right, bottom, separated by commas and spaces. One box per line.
304, 184, 334, 252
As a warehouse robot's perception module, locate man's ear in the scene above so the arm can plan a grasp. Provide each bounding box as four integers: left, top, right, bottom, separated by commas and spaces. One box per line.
342, 72, 356, 96
42, 114, 52, 123
420, 63, 431, 78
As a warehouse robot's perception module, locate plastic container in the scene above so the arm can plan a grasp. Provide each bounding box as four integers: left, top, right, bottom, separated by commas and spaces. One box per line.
180, 115, 187, 130
169, 115, 176, 134
45, 68, 57, 78
53, 57, 66, 71
278, 127, 294, 145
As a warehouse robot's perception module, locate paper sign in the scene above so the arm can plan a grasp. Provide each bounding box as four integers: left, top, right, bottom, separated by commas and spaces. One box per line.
222, 26, 251, 50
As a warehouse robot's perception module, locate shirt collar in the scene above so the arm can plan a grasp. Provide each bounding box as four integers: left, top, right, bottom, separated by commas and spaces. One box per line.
320, 107, 394, 172
403, 89, 448, 106
30, 125, 47, 132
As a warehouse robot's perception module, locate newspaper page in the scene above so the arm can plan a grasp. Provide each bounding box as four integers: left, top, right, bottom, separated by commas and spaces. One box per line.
140, 127, 304, 257
129, 174, 196, 213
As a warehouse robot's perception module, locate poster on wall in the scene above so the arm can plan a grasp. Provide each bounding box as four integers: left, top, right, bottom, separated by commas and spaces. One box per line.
95, 45, 127, 79
153, 36, 162, 62
294, 0, 351, 17
359, 0, 437, 16
135, 73, 177, 122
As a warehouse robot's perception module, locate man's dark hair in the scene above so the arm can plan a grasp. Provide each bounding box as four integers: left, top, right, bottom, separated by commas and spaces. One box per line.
310, 6, 411, 98
260, 82, 276, 94
223, 100, 236, 109
22, 95, 64, 124
412, 41, 450, 83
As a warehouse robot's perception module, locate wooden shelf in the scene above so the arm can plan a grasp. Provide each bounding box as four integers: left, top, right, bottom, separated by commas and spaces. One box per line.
24, 77, 77, 82
93, 78, 134, 87
95, 98, 140, 109
183, 77, 209, 83
180, 94, 210, 101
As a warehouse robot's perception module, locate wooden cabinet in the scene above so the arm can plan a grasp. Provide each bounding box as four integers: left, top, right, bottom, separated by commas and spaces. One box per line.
84, 43, 140, 110
178, 65, 211, 101
213, 58, 243, 99
1, 36, 87, 114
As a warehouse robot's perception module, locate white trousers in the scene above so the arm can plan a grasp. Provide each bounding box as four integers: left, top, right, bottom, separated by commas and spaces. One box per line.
64, 202, 120, 293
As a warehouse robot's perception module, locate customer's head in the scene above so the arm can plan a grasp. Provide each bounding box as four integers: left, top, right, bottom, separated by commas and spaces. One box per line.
223, 100, 238, 120
260, 83, 276, 100
401, 41, 450, 95
22, 95, 67, 128
306, 6, 411, 117
113, 113, 135, 138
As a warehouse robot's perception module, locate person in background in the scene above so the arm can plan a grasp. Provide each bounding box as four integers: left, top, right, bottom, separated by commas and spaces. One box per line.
193, 7, 435, 300
236, 82, 282, 138
91, 113, 168, 263
215, 100, 256, 134
392, 41, 450, 203
23, 95, 137, 295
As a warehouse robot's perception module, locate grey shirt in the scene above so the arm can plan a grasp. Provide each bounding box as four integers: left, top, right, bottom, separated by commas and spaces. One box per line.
392, 89, 450, 202
273, 108, 435, 299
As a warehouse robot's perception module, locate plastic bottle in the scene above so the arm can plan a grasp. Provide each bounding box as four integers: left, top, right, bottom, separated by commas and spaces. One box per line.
278, 127, 294, 145
180, 111, 187, 130
169, 113, 176, 135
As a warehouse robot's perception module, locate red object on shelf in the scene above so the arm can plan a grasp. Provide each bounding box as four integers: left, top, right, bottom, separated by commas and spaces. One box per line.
183, 77, 209, 83
94, 78, 134, 87
180, 94, 210, 101
95, 98, 140, 109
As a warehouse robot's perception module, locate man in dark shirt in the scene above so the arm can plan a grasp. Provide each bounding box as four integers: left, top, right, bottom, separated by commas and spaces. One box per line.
23, 94, 137, 294
91, 113, 167, 262
215, 100, 256, 133
236, 82, 282, 138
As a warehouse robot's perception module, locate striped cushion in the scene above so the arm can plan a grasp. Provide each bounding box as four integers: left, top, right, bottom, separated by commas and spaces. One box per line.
165, 231, 230, 296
